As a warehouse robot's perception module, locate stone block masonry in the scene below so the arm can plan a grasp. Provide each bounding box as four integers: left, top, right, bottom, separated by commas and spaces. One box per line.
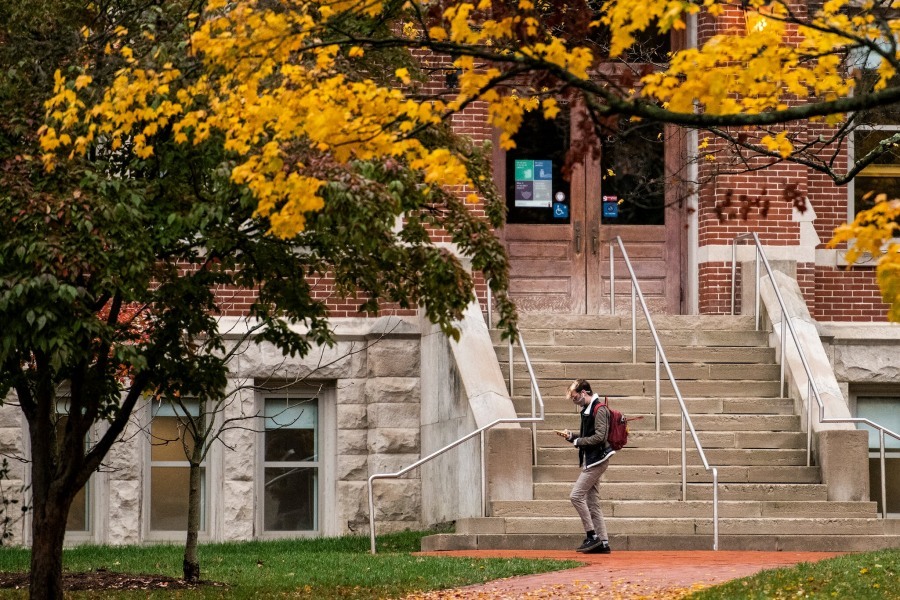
1, 316, 425, 546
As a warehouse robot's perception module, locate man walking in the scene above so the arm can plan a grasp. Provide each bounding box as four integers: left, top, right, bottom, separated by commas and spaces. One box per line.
561, 379, 614, 554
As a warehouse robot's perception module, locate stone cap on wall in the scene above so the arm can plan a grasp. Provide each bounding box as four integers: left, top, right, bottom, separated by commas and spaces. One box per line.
216, 315, 420, 341
448, 302, 520, 428
759, 270, 854, 432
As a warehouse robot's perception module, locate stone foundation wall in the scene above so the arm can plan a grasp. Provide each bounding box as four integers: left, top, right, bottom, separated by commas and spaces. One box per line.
3, 315, 425, 546
820, 324, 900, 396
0, 404, 27, 544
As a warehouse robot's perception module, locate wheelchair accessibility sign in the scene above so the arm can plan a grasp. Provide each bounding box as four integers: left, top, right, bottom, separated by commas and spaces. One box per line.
553, 203, 569, 218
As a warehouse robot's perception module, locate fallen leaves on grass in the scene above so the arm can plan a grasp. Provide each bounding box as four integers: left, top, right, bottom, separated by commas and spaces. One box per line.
0, 570, 226, 591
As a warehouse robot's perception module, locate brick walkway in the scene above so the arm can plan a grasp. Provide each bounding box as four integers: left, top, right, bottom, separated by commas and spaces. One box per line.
405, 550, 844, 599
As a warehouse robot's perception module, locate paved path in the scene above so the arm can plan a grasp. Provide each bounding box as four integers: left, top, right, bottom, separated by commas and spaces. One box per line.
405, 550, 844, 599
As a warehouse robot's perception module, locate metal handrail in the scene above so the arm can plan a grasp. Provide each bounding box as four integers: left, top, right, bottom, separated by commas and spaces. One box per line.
731, 232, 900, 518
609, 236, 720, 550
366, 331, 544, 554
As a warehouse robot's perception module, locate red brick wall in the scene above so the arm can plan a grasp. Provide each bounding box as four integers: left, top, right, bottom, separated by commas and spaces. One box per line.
814, 266, 888, 321
210, 282, 419, 319
697, 159, 887, 321
693, 5, 887, 322
699, 262, 739, 315
208, 30, 890, 324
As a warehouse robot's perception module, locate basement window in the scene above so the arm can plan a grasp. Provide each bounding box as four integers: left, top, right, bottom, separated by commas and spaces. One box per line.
262, 397, 319, 532
856, 396, 900, 516
148, 399, 207, 532
55, 400, 90, 534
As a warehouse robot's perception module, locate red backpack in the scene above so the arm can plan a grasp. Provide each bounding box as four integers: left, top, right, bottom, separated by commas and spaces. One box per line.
592, 397, 633, 451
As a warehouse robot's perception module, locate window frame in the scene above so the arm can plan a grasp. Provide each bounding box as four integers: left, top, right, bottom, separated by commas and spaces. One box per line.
21, 395, 102, 545
142, 397, 216, 542
850, 387, 900, 517
56, 400, 93, 537
839, 124, 900, 266
848, 123, 900, 222
256, 385, 333, 538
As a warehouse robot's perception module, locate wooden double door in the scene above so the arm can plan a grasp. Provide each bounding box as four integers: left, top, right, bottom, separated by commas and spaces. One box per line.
497, 107, 682, 315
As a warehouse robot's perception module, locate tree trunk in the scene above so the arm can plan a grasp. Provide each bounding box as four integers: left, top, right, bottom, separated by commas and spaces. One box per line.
183, 459, 203, 582
29, 493, 70, 600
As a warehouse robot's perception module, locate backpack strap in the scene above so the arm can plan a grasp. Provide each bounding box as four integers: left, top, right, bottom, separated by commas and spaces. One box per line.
591, 397, 610, 418
595, 397, 643, 423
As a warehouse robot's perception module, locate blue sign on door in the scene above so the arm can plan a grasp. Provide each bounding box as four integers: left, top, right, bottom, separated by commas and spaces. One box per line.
553, 203, 569, 219
602, 201, 618, 218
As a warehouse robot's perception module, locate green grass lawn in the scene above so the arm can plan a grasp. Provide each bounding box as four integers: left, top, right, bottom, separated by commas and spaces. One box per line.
687, 548, 900, 600
0, 530, 579, 599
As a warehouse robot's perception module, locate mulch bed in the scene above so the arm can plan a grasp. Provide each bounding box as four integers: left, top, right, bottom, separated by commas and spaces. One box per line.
0, 569, 225, 591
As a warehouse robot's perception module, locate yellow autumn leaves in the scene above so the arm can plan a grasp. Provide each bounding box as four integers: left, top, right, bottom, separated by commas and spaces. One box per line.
613, 0, 856, 122
39, 0, 573, 239
38, 0, 900, 239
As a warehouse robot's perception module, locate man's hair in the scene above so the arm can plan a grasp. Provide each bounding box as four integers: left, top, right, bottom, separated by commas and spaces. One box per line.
571, 379, 592, 395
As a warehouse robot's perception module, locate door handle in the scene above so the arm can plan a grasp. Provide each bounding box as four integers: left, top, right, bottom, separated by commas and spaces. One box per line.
591, 225, 599, 256
574, 222, 583, 254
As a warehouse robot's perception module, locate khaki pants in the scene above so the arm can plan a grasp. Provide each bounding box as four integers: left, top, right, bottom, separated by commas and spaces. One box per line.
569, 462, 609, 540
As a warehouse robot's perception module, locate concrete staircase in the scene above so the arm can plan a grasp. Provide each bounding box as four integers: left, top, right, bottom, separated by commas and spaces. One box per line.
423, 314, 900, 551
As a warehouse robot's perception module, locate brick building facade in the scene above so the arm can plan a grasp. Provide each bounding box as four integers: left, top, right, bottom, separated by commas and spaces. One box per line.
5, 16, 898, 548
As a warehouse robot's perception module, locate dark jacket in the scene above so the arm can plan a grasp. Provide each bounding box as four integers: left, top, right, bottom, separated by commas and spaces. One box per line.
573, 395, 610, 468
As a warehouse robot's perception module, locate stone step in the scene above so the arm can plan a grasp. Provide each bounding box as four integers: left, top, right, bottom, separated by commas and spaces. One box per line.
533, 465, 821, 484
533, 482, 830, 501
536, 430, 806, 450
497, 345, 777, 364
456, 516, 885, 536
505, 329, 770, 348
490, 500, 878, 519
514, 314, 759, 331
518, 380, 784, 398
519, 397, 796, 416
537, 448, 809, 467
501, 362, 781, 381
421, 533, 900, 552
535, 413, 801, 432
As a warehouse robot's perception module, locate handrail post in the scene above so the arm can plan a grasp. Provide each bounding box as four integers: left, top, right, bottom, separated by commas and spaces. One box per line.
610, 241, 616, 315
531, 383, 538, 466
508, 339, 514, 397
481, 430, 487, 517
731, 240, 737, 315
631, 283, 637, 363
486, 281, 492, 328
712, 468, 719, 550
780, 317, 787, 397
368, 479, 377, 554
681, 412, 687, 501
754, 247, 761, 331
880, 429, 887, 519
655, 347, 661, 432
807, 379, 813, 467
